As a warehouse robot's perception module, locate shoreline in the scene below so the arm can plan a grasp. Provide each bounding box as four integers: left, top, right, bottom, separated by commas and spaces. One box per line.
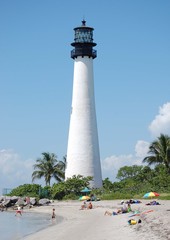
0, 209, 56, 240
23, 200, 170, 240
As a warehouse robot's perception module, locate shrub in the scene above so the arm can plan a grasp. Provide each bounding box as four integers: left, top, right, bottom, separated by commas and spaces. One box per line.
9, 184, 40, 198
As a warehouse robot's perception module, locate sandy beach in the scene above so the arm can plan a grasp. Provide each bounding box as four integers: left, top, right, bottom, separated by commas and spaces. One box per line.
23, 200, 170, 240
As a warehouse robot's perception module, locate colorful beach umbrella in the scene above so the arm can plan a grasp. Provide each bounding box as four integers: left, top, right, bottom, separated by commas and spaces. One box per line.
143, 192, 160, 198
79, 196, 90, 201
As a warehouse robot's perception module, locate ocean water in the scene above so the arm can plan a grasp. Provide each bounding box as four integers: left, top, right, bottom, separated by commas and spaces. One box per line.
0, 211, 60, 240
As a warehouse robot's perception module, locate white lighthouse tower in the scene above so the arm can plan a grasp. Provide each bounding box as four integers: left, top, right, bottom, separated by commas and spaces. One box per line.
65, 20, 102, 188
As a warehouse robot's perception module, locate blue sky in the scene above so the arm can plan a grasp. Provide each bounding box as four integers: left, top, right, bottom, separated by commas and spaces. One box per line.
0, 0, 170, 193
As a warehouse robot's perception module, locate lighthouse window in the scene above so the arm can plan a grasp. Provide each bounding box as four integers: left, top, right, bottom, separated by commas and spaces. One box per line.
75, 29, 93, 43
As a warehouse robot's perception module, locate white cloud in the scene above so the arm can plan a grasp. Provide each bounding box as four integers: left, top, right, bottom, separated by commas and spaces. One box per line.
102, 154, 133, 171
101, 154, 134, 181
101, 140, 150, 181
135, 140, 149, 158
0, 149, 34, 194
101, 102, 170, 182
149, 102, 170, 137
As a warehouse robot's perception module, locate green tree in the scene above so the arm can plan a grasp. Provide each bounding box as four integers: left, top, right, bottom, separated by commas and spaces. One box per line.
51, 175, 93, 200
56, 155, 66, 179
135, 166, 153, 183
32, 152, 64, 186
51, 182, 66, 200
65, 175, 93, 195
103, 178, 113, 191
116, 165, 143, 181
143, 134, 170, 174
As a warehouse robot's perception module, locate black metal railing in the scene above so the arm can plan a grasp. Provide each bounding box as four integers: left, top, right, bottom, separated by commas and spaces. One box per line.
71, 49, 97, 59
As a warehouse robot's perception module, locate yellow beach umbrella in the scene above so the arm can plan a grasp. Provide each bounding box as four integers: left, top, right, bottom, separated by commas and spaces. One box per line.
79, 196, 90, 201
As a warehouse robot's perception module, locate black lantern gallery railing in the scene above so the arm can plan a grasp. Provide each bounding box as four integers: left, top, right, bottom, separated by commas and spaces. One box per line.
71, 48, 97, 59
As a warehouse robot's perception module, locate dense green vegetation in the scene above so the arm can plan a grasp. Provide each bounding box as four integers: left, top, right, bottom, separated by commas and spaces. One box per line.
101, 164, 170, 199
8, 134, 170, 200
9, 184, 40, 198
9, 164, 170, 200
9, 175, 93, 200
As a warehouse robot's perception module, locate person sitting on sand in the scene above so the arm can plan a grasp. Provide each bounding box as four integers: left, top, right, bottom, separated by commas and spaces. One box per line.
120, 203, 132, 213
121, 203, 128, 213
127, 203, 132, 212
87, 202, 93, 209
80, 201, 87, 210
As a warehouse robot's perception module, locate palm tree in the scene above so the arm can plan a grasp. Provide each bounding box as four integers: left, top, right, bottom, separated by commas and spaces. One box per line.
143, 134, 170, 174
55, 155, 66, 179
32, 152, 65, 186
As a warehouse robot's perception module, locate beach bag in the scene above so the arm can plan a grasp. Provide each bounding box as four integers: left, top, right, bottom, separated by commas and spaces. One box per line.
128, 219, 137, 225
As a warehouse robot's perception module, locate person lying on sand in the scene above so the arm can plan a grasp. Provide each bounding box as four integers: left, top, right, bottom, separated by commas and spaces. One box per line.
104, 208, 125, 215
125, 199, 142, 204
146, 200, 160, 205
104, 203, 132, 216
104, 210, 118, 216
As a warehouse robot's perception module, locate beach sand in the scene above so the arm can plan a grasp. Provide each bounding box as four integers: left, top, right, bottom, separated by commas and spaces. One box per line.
23, 200, 170, 240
